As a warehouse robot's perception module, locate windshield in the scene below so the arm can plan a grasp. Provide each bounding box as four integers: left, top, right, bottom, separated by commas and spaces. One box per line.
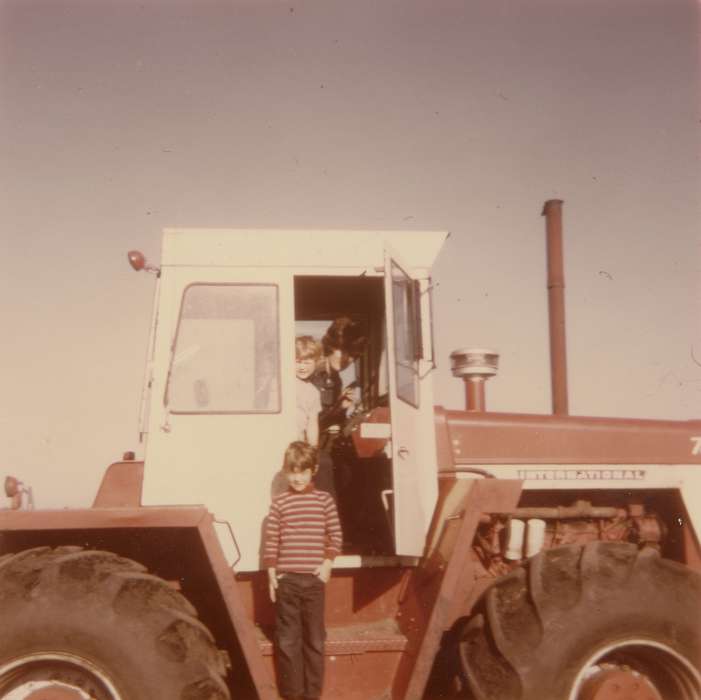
165, 283, 280, 413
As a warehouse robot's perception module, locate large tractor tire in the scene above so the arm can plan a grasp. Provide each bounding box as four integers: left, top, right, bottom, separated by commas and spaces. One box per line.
460, 542, 701, 700
0, 547, 231, 700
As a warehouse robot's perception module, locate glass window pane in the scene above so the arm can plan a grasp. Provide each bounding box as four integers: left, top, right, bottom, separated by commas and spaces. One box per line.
391, 260, 419, 407
167, 284, 279, 413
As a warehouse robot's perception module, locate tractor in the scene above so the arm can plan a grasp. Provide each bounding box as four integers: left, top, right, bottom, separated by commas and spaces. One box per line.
1, 200, 699, 700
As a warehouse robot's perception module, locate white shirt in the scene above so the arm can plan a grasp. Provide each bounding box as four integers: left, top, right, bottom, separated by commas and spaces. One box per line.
296, 378, 321, 442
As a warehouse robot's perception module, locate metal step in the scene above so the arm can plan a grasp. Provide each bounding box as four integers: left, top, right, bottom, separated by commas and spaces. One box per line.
256, 617, 407, 656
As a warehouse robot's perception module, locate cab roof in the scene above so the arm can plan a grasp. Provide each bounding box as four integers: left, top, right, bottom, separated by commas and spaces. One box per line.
161, 228, 448, 272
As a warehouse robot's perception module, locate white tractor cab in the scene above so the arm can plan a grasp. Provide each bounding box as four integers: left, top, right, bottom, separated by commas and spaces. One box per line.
139, 229, 447, 571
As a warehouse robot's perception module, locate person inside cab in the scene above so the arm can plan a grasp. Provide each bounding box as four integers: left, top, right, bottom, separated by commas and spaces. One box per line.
312, 317, 365, 444
295, 336, 321, 448
311, 317, 366, 546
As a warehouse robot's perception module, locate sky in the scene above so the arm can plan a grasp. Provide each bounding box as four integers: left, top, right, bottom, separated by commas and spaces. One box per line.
1, 0, 699, 508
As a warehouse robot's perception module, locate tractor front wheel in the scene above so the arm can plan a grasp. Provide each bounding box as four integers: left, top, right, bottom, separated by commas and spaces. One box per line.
460, 542, 701, 700
0, 547, 230, 700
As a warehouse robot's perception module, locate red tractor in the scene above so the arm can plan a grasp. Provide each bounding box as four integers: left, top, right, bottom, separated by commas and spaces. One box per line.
1, 201, 699, 700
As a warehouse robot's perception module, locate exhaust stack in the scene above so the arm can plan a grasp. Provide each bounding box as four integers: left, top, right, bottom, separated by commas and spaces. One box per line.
542, 199, 569, 415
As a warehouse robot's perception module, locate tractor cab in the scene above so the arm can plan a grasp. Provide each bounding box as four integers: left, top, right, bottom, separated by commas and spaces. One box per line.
138, 229, 446, 571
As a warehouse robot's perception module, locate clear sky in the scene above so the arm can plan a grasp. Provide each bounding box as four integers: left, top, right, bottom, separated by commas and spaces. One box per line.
1, 0, 699, 508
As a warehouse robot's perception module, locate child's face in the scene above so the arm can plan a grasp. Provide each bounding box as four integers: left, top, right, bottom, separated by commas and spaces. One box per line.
295, 355, 316, 380
286, 467, 315, 491
328, 348, 352, 372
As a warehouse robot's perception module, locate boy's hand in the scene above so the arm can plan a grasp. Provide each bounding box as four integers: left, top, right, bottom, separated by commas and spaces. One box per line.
340, 387, 356, 410
314, 559, 333, 583
268, 567, 278, 602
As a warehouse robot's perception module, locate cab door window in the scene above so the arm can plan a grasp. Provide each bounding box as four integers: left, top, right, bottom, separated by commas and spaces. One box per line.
390, 259, 421, 407
166, 284, 280, 413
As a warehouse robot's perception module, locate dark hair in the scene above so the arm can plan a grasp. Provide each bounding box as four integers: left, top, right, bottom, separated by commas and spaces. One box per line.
321, 317, 366, 357
283, 441, 318, 473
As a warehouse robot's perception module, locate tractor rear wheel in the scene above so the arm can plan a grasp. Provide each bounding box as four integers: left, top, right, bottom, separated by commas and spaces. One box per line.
459, 542, 701, 700
0, 547, 231, 700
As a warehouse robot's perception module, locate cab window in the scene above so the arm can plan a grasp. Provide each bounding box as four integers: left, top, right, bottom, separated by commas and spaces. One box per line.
390, 259, 421, 407
166, 284, 280, 413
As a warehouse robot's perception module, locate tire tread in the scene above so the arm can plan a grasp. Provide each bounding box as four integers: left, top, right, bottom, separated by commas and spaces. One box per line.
0, 547, 231, 699
460, 543, 701, 700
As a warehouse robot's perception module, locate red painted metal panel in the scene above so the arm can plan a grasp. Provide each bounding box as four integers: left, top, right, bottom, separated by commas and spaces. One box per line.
257, 646, 405, 700
393, 478, 522, 700
433, 407, 455, 472
196, 514, 278, 700
440, 409, 701, 465
0, 506, 208, 530
92, 460, 144, 507
350, 405, 391, 458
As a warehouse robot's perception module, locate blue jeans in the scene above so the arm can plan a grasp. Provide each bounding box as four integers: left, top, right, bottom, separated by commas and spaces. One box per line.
275, 573, 326, 699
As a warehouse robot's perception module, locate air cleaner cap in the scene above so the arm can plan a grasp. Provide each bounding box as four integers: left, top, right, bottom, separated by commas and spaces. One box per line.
449, 348, 499, 378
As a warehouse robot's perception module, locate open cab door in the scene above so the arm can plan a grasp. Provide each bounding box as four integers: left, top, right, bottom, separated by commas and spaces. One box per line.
383, 246, 439, 556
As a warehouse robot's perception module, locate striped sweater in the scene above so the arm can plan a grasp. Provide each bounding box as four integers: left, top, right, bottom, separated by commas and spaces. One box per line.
263, 485, 342, 574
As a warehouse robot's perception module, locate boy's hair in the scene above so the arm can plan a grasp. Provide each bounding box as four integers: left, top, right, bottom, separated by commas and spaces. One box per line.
295, 335, 322, 361
283, 441, 318, 473
321, 317, 366, 358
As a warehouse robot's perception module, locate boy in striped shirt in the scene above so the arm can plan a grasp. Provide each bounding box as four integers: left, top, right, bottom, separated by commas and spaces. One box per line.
264, 441, 343, 700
